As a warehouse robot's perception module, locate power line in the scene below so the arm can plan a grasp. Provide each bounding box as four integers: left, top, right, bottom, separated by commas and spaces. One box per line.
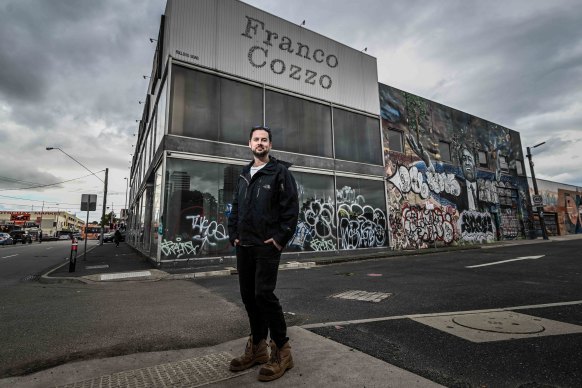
0, 170, 105, 192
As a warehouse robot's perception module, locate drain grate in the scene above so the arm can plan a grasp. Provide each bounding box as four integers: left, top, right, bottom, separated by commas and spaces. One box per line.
57, 352, 248, 388
331, 290, 392, 303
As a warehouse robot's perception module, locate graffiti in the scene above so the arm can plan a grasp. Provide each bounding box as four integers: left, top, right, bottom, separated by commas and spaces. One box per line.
338, 203, 387, 249
161, 237, 198, 258
303, 200, 335, 239
388, 165, 429, 198
291, 187, 387, 251
288, 221, 314, 249
458, 211, 496, 242
310, 239, 336, 251
478, 179, 499, 203
499, 208, 519, 239
185, 215, 230, 253
426, 170, 461, 196
401, 204, 455, 246
389, 165, 460, 198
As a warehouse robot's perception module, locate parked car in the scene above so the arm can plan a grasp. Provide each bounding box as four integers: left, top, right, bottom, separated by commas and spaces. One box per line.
9, 230, 32, 244
0, 232, 14, 245
102, 232, 115, 243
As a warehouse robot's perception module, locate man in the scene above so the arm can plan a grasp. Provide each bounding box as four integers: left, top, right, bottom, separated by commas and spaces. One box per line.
460, 146, 478, 211
227, 125, 299, 382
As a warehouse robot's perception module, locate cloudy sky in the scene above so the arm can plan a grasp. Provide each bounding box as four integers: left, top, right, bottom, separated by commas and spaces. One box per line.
1, 0, 580, 222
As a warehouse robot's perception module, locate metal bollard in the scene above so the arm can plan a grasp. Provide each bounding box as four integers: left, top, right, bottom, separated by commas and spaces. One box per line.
69, 238, 78, 273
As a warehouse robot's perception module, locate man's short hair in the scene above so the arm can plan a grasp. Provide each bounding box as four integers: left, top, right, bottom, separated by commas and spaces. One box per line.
249, 125, 272, 142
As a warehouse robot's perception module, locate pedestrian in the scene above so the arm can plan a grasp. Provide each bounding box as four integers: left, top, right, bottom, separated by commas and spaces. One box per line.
114, 229, 122, 247
227, 125, 299, 382
38, 230, 42, 244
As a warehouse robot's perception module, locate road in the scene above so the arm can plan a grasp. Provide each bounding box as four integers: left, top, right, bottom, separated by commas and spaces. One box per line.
197, 239, 582, 387
0, 240, 86, 286
1, 239, 580, 387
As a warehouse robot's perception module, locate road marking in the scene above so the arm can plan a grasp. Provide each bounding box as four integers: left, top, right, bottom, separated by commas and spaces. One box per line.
45, 247, 53, 250
301, 300, 582, 329
100, 271, 151, 281
466, 255, 545, 268
1, 254, 18, 259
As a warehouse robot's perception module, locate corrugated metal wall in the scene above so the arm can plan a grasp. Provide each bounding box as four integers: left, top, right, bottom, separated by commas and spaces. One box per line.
164, 0, 379, 115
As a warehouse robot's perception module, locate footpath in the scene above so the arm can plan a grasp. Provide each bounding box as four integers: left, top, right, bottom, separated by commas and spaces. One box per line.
2, 235, 581, 387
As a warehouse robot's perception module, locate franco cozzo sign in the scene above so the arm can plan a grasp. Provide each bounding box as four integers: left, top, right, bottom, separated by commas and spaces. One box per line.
166, 0, 379, 114
241, 16, 338, 90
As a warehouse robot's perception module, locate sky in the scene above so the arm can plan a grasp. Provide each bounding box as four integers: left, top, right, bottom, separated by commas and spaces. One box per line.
0, 0, 581, 223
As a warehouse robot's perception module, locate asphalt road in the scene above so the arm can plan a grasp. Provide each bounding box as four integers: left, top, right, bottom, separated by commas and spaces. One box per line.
197, 239, 582, 387
0, 240, 85, 286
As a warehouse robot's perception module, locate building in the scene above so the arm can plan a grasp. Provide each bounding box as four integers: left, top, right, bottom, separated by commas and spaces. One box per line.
127, 0, 532, 266
0, 211, 85, 239
527, 178, 582, 236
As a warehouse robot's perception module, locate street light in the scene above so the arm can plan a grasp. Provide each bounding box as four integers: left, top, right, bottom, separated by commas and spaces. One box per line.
526, 141, 549, 240
46, 146, 109, 245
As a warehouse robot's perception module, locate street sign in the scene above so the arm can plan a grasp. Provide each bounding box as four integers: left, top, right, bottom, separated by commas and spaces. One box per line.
81, 194, 97, 211
532, 194, 543, 207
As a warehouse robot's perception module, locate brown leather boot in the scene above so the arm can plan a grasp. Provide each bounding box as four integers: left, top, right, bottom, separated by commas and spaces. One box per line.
229, 336, 269, 371
257, 340, 294, 381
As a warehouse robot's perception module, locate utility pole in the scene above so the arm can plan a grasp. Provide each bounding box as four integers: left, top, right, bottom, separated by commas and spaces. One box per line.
100, 168, 108, 245
526, 144, 549, 240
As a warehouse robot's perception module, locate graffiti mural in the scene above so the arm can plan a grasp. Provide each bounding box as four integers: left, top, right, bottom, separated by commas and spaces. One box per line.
288, 182, 388, 252
380, 83, 530, 249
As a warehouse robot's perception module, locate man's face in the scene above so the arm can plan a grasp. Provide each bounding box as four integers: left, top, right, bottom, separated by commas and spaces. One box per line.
249, 129, 272, 158
461, 148, 476, 181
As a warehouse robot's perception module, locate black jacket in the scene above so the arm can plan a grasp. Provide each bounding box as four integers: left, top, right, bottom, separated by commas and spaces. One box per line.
228, 156, 299, 248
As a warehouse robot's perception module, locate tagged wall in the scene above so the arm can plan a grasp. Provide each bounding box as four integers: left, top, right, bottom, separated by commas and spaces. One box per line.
380, 84, 530, 249
528, 177, 582, 236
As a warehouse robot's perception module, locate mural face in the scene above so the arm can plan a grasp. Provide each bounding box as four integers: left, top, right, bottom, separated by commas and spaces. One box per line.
380, 84, 530, 249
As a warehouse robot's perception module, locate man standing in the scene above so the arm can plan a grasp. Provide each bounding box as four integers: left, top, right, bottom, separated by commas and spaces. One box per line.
227, 125, 299, 382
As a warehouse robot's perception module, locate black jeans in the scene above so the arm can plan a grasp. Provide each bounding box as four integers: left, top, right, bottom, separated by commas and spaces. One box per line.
236, 244, 288, 348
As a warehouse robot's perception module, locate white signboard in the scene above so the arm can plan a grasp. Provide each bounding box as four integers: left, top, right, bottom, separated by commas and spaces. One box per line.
165, 0, 380, 114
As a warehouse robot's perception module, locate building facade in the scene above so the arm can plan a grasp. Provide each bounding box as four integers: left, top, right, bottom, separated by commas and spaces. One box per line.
528, 178, 582, 236
0, 211, 85, 239
127, 0, 531, 266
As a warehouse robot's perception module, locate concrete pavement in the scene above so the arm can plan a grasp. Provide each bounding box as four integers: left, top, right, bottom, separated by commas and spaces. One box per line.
4, 234, 581, 387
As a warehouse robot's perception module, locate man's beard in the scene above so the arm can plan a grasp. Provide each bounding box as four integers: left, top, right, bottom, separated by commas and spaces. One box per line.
252, 147, 269, 158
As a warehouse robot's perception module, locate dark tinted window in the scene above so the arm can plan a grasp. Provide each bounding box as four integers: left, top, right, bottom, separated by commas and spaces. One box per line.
335, 176, 387, 249
439, 141, 451, 162
387, 129, 403, 153
333, 108, 382, 165
265, 90, 332, 157
169, 65, 262, 145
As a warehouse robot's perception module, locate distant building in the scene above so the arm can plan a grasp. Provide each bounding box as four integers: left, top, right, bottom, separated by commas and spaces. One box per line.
127, 0, 532, 266
0, 211, 85, 239
527, 178, 582, 236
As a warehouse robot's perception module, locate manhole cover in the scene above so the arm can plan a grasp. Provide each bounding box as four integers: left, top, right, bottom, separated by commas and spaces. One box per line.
452, 312, 545, 334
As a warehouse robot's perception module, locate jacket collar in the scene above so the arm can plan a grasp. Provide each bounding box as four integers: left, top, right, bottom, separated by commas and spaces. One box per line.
242, 156, 292, 174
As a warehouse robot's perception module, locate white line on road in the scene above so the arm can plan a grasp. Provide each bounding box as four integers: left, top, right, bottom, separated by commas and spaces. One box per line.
301, 300, 582, 329
466, 255, 545, 268
45, 247, 53, 250
1, 254, 18, 259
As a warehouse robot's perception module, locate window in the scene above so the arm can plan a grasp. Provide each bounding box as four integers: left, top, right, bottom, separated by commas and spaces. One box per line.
336, 177, 387, 249
169, 65, 262, 145
499, 155, 509, 171
516, 159, 524, 175
287, 171, 336, 252
439, 141, 451, 162
265, 90, 332, 157
162, 159, 238, 260
333, 108, 382, 165
388, 129, 403, 153
478, 150, 488, 168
